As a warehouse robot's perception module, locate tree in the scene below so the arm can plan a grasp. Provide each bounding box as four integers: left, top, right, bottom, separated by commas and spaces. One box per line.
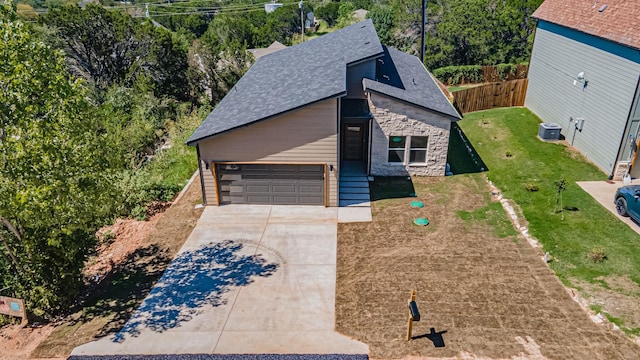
196, 36, 252, 105
315, 2, 340, 27
385, 0, 543, 68
368, 5, 395, 45
42, 4, 190, 101
0, 6, 113, 318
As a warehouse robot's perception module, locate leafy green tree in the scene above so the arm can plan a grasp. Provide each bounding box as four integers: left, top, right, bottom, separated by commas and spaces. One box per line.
315, 2, 340, 27
385, 0, 543, 68
337, 2, 356, 27
368, 5, 394, 45
42, 4, 190, 101
0, 6, 112, 318
196, 37, 252, 105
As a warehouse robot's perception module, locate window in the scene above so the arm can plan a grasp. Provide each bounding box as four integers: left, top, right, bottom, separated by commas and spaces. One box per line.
409, 136, 428, 164
388, 136, 406, 163
387, 135, 429, 164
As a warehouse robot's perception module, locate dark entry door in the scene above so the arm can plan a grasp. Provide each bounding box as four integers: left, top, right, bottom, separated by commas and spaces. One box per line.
343, 124, 364, 161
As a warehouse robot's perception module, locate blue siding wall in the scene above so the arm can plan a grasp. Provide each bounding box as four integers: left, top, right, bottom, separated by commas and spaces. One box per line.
345, 60, 376, 99
525, 20, 640, 174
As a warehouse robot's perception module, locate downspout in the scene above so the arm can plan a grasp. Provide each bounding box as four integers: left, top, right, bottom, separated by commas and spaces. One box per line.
196, 144, 207, 205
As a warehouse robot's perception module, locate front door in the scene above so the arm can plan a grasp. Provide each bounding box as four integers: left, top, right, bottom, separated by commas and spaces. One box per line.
343, 124, 364, 161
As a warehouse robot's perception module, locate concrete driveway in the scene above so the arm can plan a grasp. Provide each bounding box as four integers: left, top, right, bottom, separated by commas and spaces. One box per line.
71, 205, 368, 356
578, 180, 640, 235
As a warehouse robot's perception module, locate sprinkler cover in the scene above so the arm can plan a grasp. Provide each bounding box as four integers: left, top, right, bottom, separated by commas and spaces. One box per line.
414, 217, 429, 226
410, 201, 424, 208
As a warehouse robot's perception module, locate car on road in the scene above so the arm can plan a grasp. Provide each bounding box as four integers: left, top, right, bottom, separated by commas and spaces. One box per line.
614, 185, 640, 222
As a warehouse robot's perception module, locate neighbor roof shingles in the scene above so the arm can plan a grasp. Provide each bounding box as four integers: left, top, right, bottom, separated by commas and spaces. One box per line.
186, 20, 383, 145
533, 0, 640, 50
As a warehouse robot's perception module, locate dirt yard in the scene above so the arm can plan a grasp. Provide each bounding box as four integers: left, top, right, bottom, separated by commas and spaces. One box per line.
336, 174, 640, 359
0, 174, 204, 360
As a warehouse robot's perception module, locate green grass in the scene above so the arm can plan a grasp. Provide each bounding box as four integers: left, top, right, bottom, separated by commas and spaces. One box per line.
590, 305, 640, 336
448, 84, 481, 92
369, 176, 416, 201
143, 110, 202, 189
144, 141, 197, 188
447, 122, 488, 174
456, 201, 518, 238
458, 107, 640, 288
292, 20, 337, 44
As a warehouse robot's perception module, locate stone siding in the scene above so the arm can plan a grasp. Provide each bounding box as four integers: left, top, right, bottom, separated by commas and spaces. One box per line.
368, 93, 452, 176
613, 161, 631, 181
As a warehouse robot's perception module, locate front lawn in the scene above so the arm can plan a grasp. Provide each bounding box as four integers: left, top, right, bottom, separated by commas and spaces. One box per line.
336, 175, 639, 358
458, 107, 640, 333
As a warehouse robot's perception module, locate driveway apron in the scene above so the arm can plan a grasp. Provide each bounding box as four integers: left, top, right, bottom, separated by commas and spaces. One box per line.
71, 205, 368, 356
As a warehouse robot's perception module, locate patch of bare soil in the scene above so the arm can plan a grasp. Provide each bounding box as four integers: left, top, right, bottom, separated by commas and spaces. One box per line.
0, 173, 204, 360
336, 174, 640, 360
573, 275, 640, 330
86, 212, 164, 283
0, 324, 60, 360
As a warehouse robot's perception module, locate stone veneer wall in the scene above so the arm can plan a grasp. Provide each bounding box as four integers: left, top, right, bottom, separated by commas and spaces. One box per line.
613, 161, 631, 181
368, 93, 452, 176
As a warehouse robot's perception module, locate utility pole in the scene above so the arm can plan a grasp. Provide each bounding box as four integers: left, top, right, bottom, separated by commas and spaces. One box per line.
420, 0, 427, 64
299, 0, 304, 42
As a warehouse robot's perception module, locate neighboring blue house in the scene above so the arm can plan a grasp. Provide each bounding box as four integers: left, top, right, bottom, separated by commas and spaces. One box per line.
525, 0, 640, 179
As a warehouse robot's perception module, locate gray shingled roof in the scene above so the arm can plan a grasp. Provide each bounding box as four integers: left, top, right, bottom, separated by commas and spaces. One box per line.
186, 20, 383, 145
363, 47, 461, 120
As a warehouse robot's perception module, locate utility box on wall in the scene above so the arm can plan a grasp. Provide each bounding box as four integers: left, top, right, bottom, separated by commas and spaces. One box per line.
538, 123, 562, 141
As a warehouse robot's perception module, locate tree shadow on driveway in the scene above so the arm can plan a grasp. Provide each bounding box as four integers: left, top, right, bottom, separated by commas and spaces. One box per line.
112, 239, 278, 341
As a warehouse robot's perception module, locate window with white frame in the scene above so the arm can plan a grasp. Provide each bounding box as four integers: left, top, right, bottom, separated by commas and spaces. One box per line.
409, 136, 428, 164
387, 135, 428, 164
388, 136, 406, 163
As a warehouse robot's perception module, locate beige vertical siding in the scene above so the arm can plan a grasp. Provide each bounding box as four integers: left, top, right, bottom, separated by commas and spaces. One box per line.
202, 162, 217, 205
199, 98, 339, 206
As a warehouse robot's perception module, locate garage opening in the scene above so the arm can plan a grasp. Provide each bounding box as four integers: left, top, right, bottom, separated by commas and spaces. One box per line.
215, 163, 325, 205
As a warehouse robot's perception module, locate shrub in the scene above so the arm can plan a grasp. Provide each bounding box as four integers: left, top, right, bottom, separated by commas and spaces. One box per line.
589, 247, 607, 263
113, 171, 181, 220
433, 63, 528, 85
433, 65, 482, 85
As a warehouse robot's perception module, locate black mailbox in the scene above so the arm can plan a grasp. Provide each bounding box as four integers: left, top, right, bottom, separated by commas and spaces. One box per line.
409, 300, 420, 321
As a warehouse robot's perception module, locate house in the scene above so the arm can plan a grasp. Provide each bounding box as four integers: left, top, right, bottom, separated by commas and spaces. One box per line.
248, 41, 286, 60
186, 20, 461, 206
525, 0, 640, 179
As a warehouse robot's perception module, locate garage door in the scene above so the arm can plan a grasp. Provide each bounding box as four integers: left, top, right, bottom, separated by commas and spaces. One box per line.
216, 164, 325, 205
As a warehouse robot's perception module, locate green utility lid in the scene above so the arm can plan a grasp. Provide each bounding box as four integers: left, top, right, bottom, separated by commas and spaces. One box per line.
414, 217, 429, 226
410, 201, 424, 208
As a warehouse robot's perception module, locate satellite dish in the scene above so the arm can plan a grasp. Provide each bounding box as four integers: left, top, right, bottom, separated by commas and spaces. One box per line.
307, 11, 314, 20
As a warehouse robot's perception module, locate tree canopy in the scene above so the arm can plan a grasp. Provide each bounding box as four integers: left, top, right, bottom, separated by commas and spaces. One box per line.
367, 0, 543, 68
1, 5, 112, 317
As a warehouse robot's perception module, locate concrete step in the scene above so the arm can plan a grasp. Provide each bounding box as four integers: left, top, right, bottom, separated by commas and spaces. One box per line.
339, 199, 371, 207
340, 187, 370, 194
340, 176, 369, 182
339, 193, 370, 200
339, 181, 369, 188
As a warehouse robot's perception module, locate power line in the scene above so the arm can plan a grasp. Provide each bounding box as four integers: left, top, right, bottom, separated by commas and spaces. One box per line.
18, 0, 300, 17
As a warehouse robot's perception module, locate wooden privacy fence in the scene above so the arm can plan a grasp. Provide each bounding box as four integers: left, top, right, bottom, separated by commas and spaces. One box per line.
453, 79, 528, 114
482, 64, 529, 83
